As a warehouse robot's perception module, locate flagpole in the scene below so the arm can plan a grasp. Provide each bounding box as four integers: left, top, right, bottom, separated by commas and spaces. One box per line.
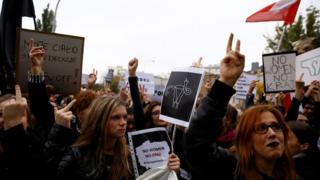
276, 24, 287, 52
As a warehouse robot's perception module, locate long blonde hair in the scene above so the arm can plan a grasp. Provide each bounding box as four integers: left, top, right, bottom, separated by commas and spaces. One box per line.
73, 96, 130, 180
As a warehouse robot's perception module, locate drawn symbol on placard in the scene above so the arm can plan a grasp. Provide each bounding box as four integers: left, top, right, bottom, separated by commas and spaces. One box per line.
165, 78, 192, 109
300, 57, 320, 76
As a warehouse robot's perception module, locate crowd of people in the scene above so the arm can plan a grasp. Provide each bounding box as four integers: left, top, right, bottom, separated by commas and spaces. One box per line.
0, 33, 319, 180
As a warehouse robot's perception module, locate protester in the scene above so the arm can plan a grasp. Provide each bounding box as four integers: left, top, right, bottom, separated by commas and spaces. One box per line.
287, 121, 320, 180
185, 33, 296, 180
216, 104, 238, 149
127, 58, 181, 176
57, 96, 133, 180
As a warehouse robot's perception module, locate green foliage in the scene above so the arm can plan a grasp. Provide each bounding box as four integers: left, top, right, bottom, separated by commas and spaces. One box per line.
264, 6, 320, 52
36, 4, 55, 32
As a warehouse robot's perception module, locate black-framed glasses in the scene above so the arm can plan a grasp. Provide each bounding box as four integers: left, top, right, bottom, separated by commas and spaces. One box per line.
254, 122, 284, 134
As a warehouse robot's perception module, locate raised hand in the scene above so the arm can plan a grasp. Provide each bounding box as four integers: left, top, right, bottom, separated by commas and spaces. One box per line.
87, 68, 98, 89
248, 80, 259, 95
219, 33, 245, 87
3, 85, 28, 130
28, 39, 45, 75
305, 80, 320, 99
295, 74, 305, 101
191, 57, 203, 68
54, 99, 76, 128
308, 80, 320, 102
128, 58, 138, 77
119, 83, 129, 102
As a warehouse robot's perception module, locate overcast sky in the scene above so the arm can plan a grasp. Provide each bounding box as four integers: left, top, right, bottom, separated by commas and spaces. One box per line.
2, 0, 320, 82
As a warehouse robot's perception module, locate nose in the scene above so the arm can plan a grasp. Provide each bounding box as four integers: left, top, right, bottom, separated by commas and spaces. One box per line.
120, 117, 127, 126
266, 127, 277, 136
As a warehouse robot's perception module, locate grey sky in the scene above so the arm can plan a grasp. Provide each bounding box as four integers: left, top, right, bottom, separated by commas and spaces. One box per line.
2, 0, 319, 82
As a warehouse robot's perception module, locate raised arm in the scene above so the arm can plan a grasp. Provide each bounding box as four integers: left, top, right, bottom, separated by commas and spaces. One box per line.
128, 58, 147, 130
27, 39, 54, 135
285, 79, 304, 121
185, 33, 245, 179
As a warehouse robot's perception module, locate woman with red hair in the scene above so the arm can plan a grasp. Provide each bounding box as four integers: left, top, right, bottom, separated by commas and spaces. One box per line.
185, 33, 296, 180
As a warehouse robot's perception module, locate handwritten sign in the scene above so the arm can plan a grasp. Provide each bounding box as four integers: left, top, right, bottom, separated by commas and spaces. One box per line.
128, 127, 171, 178
296, 47, 320, 85
262, 52, 296, 93
160, 67, 204, 127
16, 28, 84, 94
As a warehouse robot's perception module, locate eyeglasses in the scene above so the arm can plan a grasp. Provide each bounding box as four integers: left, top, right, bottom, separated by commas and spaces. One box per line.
151, 110, 160, 116
254, 122, 284, 134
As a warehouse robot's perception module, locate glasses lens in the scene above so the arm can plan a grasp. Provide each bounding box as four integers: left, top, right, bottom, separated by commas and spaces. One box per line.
256, 124, 268, 134
255, 122, 283, 134
270, 122, 282, 132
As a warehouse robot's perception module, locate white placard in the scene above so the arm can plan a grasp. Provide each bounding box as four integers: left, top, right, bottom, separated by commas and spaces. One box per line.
262, 52, 296, 93
234, 73, 258, 99
126, 72, 155, 95
127, 127, 171, 179
296, 47, 320, 85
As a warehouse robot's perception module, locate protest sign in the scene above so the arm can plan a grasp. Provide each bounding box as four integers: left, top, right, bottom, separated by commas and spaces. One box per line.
16, 28, 84, 94
81, 74, 88, 85
296, 47, 320, 85
160, 67, 204, 127
262, 51, 296, 93
125, 72, 155, 95
128, 127, 171, 179
234, 73, 258, 99
105, 68, 114, 83
150, 84, 165, 103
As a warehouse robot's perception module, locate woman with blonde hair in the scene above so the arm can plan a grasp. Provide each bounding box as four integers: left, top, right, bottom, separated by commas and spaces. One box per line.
57, 96, 133, 180
185, 33, 296, 180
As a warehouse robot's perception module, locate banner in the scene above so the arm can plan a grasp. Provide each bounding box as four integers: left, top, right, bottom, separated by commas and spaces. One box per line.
262, 51, 296, 93
160, 67, 204, 127
16, 28, 84, 94
128, 127, 172, 179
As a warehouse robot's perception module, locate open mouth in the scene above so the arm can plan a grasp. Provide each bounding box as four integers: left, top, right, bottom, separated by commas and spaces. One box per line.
267, 142, 280, 148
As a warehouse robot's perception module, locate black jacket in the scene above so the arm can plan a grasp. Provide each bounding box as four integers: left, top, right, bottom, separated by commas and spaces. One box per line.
185, 80, 238, 180
57, 147, 133, 180
0, 78, 53, 180
294, 150, 320, 180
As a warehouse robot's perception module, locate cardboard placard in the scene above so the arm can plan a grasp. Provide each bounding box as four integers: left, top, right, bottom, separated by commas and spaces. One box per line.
16, 28, 84, 94
262, 51, 296, 93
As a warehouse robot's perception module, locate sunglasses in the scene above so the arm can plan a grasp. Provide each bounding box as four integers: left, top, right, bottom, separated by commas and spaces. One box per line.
254, 122, 284, 134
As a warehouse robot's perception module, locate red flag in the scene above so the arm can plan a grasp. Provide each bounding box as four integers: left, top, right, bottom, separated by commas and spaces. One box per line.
246, 0, 301, 25
283, 93, 292, 113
